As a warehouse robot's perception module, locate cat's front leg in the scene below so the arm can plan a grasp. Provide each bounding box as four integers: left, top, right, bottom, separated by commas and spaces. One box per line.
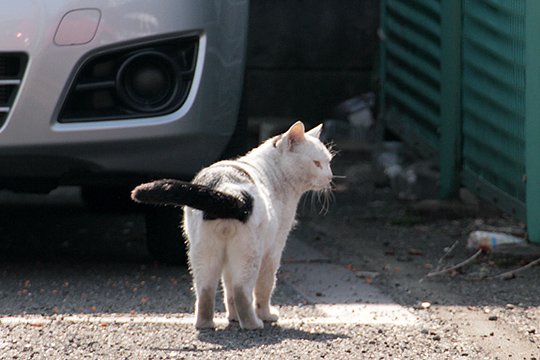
254, 256, 280, 322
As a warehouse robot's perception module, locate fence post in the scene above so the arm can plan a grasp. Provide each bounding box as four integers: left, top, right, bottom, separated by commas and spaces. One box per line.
439, 0, 462, 199
525, 0, 540, 242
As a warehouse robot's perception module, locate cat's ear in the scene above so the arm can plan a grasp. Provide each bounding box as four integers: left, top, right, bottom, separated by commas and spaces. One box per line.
285, 121, 305, 149
275, 121, 305, 151
306, 124, 323, 139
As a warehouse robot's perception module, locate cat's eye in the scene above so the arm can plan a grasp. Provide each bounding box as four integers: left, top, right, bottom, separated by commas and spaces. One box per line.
313, 160, 322, 169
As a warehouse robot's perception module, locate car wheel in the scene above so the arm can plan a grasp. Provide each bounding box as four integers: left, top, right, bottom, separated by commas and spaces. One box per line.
220, 70, 249, 159
145, 207, 187, 265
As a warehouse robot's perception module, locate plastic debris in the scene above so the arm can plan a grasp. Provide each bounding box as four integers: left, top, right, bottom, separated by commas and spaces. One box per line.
321, 93, 376, 147
467, 231, 526, 251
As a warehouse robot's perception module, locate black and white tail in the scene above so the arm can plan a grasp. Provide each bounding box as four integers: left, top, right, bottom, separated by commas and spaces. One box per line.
131, 179, 253, 222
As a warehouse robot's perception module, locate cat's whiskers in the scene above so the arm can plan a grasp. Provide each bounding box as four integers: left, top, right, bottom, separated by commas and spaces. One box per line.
314, 184, 334, 216
317, 190, 328, 215
301, 190, 313, 213
301, 177, 337, 215
310, 190, 318, 213
325, 142, 339, 158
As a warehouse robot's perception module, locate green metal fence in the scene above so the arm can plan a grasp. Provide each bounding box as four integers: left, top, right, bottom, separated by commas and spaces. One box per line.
461, 0, 526, 219
380, 0, 461, 199
380, 0, 540, 243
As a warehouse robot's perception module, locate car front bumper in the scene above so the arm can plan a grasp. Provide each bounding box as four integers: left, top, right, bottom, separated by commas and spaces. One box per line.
0, 0, 248, 181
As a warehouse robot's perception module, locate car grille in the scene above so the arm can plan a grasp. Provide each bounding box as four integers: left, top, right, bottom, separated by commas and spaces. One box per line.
0, 54, 28, 127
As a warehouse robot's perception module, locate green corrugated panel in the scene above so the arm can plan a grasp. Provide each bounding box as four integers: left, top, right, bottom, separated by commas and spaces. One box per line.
380, 0, 461, 197
524, 0, 540, 243
381, 0, 540, 242
381, 0, 442, 154
461, 0, 526, 218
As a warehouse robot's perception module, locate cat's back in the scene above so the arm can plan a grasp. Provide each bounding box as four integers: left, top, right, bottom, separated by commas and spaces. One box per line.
193, 160, 256, 190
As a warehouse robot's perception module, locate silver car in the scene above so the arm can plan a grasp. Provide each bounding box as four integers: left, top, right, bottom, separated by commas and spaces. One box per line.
1, 1, 249, 262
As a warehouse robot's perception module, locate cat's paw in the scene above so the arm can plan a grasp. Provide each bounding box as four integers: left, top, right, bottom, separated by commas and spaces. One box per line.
195, 319, 215, 330
257, 306, 279, 322
240, 317, 264, 330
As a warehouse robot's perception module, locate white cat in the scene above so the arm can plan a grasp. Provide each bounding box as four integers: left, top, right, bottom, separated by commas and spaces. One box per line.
131, 121, 333, 329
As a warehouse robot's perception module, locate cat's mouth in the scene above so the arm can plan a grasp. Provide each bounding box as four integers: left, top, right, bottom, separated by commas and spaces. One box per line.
312, 179, 334, 192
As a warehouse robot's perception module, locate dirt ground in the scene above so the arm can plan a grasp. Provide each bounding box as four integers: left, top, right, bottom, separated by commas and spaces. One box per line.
293, 148, 540, 359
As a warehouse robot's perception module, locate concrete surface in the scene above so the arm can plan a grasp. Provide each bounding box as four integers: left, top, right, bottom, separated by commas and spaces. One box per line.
282, 239, 416, 326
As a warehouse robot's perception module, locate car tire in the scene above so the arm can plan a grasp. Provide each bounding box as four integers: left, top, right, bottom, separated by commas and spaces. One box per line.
220, 69, 249, 159
145, 207, 187, 265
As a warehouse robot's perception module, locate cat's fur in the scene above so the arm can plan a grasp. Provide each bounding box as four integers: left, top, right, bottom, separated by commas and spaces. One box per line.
131, 121, 333, 329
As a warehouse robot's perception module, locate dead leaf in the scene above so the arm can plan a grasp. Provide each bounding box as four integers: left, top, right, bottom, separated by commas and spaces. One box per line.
408, 248, 424, 256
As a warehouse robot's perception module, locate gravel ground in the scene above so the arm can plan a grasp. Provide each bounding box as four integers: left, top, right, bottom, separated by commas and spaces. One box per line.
0, 152, 540, 358
0, 320, 486, 359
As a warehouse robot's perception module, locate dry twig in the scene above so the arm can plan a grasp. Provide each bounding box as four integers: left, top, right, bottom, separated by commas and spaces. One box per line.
493, 256, 540, 280
434, 240, 460, 272
426, 249, 483, 278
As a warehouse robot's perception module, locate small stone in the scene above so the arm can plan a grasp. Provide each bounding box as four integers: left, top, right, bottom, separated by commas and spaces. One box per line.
414, 302, 431, 310
355, 271, 380, 280
432, 335, 441, 341
488, 315, 498, 321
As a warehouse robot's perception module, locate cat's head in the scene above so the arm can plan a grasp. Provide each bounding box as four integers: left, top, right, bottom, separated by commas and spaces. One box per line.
273, 121, 333, 192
